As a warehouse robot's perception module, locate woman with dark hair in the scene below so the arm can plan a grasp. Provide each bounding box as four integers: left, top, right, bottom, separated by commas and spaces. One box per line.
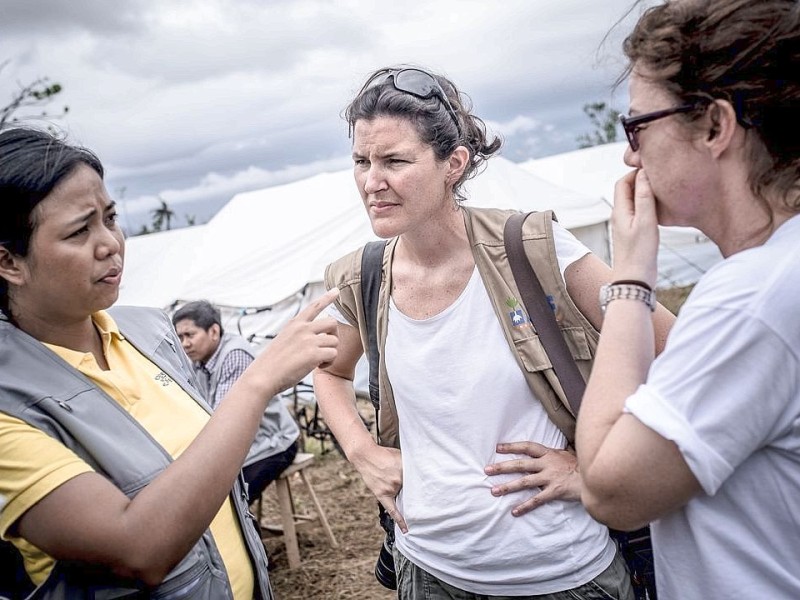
314, 66, 674, 599
577, 1, 800, 598
0, 127, 339, 598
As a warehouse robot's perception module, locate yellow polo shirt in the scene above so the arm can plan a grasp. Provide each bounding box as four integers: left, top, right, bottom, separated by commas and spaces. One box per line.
0, 311, 254, 598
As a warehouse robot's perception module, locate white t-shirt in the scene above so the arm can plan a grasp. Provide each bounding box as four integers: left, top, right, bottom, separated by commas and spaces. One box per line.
625, 214, 800, 599
339, 222, 613, 595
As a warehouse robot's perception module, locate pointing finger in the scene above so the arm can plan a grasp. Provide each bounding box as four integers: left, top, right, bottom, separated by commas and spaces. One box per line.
296, 288, 340, 322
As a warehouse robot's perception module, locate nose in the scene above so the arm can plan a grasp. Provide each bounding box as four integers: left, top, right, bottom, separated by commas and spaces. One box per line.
623, 145, 641, 169
96, 227, 123, 259
181, 338, 191, 351
363, 164, 388, 195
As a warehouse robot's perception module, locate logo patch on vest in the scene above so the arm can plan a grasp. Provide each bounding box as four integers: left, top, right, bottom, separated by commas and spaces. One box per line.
155, 372, 174, 387
505, 297, 533, 330
506, 296, 562, 328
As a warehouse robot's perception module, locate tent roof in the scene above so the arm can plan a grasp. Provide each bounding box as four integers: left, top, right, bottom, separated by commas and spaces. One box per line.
120, 224, 207, 308
520, 141, 629, 204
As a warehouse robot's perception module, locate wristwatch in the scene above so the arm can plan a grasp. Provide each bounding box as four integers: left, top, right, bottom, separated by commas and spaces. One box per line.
599, 282, 657, 313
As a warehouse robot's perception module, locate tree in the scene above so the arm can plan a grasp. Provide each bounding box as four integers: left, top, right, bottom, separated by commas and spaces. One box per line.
0, 60, 69, 129
576, 101, 619, 148
150, 197, 176, 232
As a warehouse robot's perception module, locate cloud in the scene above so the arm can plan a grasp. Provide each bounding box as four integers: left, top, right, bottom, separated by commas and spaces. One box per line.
117, 153, 353, 233
0, 0, 648, 231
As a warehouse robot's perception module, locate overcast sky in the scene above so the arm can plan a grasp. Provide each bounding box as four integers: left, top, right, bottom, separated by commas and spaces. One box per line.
1, 0, 647, 233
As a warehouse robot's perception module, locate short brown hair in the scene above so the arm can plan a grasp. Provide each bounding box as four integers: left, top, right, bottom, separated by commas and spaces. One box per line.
622, 0, 800, 211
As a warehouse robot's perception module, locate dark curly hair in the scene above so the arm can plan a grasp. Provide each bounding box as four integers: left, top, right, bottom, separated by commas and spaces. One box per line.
344, 65, 502, 202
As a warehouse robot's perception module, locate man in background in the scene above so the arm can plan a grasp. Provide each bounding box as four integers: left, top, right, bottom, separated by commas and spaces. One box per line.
173, 300, 300, 501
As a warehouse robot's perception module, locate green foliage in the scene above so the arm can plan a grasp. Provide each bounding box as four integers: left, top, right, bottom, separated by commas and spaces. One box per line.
0, 60, 69, 129
576, 101, 619, 148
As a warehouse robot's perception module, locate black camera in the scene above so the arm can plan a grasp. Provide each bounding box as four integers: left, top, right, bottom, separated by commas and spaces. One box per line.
374, 505, 397, 590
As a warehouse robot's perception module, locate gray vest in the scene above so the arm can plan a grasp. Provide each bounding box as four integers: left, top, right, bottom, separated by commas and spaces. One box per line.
0, 306, 272, 600
200, 333, 299, 469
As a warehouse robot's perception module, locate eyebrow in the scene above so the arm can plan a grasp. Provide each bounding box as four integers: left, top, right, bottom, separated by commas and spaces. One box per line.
63, 200, 117, 228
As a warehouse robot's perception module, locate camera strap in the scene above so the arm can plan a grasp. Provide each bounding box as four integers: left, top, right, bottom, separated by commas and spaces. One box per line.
360, 240, 388, 422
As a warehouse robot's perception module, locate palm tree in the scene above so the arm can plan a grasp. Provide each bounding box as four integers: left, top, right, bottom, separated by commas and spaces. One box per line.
151, 198, 176, 231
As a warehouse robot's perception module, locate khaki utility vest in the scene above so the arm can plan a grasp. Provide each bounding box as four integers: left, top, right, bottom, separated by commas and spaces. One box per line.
0, 306, 272, 600
324, 207, 599, 448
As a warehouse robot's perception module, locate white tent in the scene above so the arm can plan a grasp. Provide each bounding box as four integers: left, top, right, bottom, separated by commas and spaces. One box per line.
121, 225, 207, 309
119, 156, 610, 329
520, 142, 723, 288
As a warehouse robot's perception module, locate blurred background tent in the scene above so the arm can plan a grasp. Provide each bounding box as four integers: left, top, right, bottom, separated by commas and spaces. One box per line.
521, 142, 723, 289
118, 156, 611, 347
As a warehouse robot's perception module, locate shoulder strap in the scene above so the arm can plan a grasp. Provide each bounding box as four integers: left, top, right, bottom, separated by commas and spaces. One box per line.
360, 240, 388, 411
503, 212, 585, 415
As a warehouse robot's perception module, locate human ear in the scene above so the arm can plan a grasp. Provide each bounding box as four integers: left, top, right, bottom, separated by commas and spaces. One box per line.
209, 323, 221, 341
0, 247, 26, 287
705, 100, 738, 158
447, 146, 470, 185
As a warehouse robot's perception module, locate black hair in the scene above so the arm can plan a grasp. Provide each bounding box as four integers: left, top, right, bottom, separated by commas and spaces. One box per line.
172, 300, 224, 335
0, 127, 104, 320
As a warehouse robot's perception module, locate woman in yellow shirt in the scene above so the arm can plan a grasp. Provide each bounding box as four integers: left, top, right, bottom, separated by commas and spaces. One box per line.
0, 126, 339, 599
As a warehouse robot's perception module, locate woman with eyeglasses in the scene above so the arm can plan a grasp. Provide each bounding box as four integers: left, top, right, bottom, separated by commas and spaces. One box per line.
0, 127, 339, 598
313, 65, 674, 599
577, 1, 800, 598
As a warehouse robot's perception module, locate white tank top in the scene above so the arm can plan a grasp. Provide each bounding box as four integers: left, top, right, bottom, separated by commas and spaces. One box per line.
387, 223, 614, 595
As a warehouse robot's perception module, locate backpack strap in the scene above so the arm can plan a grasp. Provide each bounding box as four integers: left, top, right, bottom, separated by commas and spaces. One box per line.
503, 212, 585, 415
360, 240, 388, 414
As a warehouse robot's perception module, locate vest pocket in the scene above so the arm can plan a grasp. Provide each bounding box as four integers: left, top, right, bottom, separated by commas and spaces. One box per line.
513, 327, 593, 424
150, 561, 224, 600
513, 327, 592, 372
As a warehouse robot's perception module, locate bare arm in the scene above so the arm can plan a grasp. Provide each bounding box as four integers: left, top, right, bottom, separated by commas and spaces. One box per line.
16, 289, 340, 586
313, 321, 406, 532
564, 250, 675, 354
577, 171, 700, 530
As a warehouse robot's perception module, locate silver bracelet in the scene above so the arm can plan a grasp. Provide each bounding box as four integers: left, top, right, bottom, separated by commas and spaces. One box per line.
599, 283, 656, 313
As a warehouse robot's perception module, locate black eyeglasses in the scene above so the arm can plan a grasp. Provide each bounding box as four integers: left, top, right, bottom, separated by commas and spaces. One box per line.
619, 104, 698, 152
359, 68, 461, 135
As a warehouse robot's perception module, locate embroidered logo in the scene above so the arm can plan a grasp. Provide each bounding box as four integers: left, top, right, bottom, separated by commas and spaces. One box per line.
505, 297, 533, 330
155, 372, 174, 387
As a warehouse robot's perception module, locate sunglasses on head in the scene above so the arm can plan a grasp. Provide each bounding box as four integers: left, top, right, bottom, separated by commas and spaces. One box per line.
360, 68, 462, 135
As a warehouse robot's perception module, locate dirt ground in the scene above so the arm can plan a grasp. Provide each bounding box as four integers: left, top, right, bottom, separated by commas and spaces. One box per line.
257, 446, 395, 600
256, 394, 395, 600
259, 285, 693, 599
